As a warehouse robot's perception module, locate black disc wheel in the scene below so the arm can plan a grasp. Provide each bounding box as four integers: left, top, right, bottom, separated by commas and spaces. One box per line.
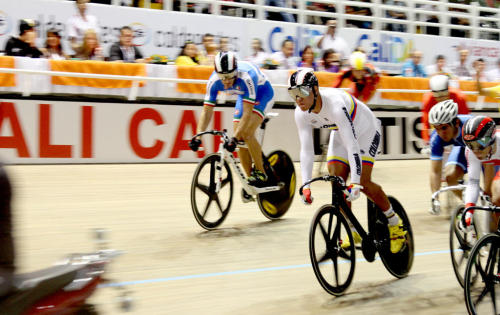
257, 150, 296, 220
464, 233, 500, 315
191, 153, 233, 230
309, 205, 356, 296
450, 205, 479, 288
372, 196, 414, 278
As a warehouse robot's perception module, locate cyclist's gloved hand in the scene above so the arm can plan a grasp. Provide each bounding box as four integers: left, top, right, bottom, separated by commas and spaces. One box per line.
189, 138, 201, 152
301, 187, 313, 205
420, 145, 431, 156
345, 184, 363, 201
429, 199, 441, 215
459, 203, 475, 233
224, 137, 238, 152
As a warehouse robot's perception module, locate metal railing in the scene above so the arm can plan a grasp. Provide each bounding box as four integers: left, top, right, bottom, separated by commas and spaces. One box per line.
110, 0, 499, 41
0, 66, 484, 103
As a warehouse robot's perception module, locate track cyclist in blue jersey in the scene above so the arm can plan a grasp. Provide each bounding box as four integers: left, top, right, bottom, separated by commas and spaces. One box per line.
189, 51, 275, 200
427, 100, 494, 215
288, 68, 406, 254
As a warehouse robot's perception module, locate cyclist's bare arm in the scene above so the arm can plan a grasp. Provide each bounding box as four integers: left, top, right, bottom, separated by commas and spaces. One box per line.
482, 163, 495, 197
196, 105, 214, 138
430, 159, 443, 193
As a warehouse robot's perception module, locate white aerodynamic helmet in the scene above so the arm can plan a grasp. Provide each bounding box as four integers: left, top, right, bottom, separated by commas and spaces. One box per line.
429, 99, 458, 125
429, 74, 449, 92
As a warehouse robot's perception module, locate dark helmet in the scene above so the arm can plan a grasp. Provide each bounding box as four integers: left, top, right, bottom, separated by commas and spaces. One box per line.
19, 19, 35, 35
462, 116, 496, 151
214, 51, 237, 77
289, 68, 318, 90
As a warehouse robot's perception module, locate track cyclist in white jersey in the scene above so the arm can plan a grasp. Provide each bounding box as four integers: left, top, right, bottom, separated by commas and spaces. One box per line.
460, 116, 500, 232
189, 51, 275, 200
288, 68, 406, 254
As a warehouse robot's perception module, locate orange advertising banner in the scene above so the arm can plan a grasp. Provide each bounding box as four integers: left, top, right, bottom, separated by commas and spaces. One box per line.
0, 56, 16, 87
176, 66, 213, 94
50, 60, 146, 88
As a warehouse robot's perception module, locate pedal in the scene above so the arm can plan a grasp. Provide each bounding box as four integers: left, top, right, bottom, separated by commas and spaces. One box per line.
241, 189, 255, 203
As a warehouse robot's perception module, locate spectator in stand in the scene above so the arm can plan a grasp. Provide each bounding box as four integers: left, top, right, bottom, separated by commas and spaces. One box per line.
486, 58, 500, 82
66, 0, 100, 53
73, 29, 104, 61
198, 33, 215, 63
4, 19, 43, 58
306, 2, 336, 25
472, 58, 487, 82
426, 55, 453, 77
265, 0, 295, 23
175, 41, 200, 66
297, 45, 318, 70
384, 0, 407, 32
416, 0, 439, 35
270, 39, 296, 69
449, 6, 470, 38
41, 29, 67, 60
345, 0, 373, 29
401, 50, 427, 77
319, 49, 341, 73
245, 38, 268, 68
199, 42, 218, 66
421, 75, 469, 141
219, 36, 231, 52
108, 26, 145, 63
316, 19, 349, 60
452, 49, 472, 80
333, 51, 380, 103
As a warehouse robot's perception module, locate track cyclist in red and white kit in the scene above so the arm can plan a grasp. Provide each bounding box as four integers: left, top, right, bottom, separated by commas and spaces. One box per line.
460, 116, 500, 232
288, 68, 406, 254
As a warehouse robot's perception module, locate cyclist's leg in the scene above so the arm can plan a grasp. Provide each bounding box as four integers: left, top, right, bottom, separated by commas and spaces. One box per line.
444, 145, 466, 199
489, 169, 500, 231
233, 98, 252, 176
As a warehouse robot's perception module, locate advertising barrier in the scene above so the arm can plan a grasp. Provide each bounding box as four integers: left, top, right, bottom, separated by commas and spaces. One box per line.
1, 99, 499, 164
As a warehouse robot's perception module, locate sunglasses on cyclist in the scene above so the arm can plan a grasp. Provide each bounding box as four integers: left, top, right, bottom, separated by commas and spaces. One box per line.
466, 136, 493, 151
217, 72, 237, 81
288, 86, 312, 100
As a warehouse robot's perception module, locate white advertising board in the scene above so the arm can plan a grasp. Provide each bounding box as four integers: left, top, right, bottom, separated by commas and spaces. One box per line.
2, 99, 500, 164
0, 0, 498, 74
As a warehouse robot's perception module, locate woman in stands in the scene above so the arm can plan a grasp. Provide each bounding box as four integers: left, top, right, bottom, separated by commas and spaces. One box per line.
175, 41, 200, 66
73, 29, 103, 61
41, 29, 67, 60
297, 45, 318, 70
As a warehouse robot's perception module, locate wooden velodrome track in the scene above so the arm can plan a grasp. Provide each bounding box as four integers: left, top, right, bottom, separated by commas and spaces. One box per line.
8, 159, 470, 314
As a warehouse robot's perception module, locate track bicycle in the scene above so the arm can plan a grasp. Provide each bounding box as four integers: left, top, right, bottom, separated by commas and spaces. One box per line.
299, 175, 414, 296
189, 113, 296, 230
432, 184, 491, 288
462, 205, 500, 315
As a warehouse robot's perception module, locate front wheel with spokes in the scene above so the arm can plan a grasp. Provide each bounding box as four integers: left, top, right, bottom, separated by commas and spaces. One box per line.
464, 233, 500, 315
190, 153, 233, 230
309, 205, 356, 296
450, 205, 479, 288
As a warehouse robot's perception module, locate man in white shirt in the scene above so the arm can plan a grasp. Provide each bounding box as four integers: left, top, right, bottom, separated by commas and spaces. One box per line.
452, 49, 472, 80
270, 39, 296, 70
426, 54, 453, 77
316, 19, 350, 60
486, 58, 500, 82
66, 0, 100, 53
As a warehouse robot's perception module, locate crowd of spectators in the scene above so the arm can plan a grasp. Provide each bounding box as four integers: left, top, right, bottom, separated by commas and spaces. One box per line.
2, 1, 499, 83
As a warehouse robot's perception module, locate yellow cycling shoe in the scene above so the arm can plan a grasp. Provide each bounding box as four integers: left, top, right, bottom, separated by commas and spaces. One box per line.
341, 231, 362, 250
388, 220, 407, 254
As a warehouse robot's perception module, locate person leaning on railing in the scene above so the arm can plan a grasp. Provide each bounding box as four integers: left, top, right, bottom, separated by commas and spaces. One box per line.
72, 29, 104, 61
41, 29, 68, 60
